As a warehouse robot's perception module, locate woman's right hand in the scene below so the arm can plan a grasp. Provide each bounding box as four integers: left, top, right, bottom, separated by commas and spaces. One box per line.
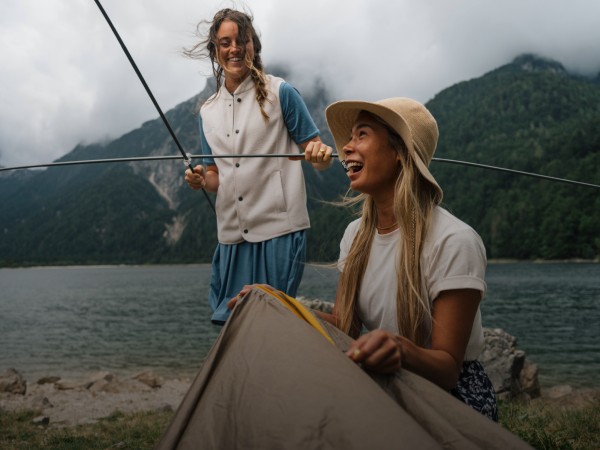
227, 284, 264, 310
184, 165, 207, 190
346, 329, 403, 373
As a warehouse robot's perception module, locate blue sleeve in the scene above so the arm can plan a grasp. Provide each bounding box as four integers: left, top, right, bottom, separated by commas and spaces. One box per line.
198, 114, 215, 166
279, 82, 320, 146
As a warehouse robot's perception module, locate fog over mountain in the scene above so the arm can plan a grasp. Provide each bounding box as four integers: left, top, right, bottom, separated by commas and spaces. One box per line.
1, 0, 599, 168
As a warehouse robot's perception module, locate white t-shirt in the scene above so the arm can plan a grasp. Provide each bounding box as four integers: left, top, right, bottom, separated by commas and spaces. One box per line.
338, 206, 486, 360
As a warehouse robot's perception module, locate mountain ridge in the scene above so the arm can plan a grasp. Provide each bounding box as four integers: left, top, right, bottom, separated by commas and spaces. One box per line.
1, 53, 598, 266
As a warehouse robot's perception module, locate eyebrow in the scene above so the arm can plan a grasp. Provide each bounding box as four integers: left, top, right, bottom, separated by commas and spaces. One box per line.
351, 122, 374, 134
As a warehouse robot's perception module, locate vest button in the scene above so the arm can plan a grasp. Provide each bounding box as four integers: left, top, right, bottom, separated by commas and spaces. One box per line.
237, 98, 242, 102
235, 130, 240, 134
238, 196, 243, 201
243, 229, 248, 234
235, 163, 240, 167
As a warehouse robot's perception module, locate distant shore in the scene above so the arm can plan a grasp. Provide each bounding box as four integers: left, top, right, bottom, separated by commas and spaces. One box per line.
1, 259, 598, 269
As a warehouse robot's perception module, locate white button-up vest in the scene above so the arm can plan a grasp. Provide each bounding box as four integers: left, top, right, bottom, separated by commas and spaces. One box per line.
201, 75, 310, 244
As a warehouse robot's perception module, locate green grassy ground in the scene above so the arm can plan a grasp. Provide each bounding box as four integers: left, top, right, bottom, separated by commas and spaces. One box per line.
1, 399, 598, 449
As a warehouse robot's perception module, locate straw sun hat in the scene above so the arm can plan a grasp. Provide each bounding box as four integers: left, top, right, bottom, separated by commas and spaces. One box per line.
325, 97, 442, 198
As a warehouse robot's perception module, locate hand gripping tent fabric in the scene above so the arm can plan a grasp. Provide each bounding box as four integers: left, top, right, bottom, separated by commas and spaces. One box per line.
156, 287, 532, 450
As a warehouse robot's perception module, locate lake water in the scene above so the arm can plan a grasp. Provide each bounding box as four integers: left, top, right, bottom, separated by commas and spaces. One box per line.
0, 263, 598, 389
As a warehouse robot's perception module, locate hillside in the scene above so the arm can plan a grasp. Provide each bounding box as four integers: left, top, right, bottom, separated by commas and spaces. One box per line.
0, 55, 598, 266
427, 54, 600, 259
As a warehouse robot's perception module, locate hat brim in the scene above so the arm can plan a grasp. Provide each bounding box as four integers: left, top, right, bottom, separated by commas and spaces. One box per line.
325, 100, 441, 196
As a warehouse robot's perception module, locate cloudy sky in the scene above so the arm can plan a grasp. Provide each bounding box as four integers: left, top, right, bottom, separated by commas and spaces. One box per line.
1, 0, 599, 168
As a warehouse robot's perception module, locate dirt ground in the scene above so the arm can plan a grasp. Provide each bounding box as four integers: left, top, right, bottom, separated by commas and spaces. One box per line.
0, 371, 192, 427
1, 371, 598, 428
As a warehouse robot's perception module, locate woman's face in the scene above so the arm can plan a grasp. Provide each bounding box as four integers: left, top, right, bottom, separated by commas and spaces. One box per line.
342, 112, 401, 198
216, 20, 254, 88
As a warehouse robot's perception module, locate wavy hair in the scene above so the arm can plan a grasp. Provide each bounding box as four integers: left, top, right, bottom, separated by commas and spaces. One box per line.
336, 114, 441, 345
183, 8, 270, 120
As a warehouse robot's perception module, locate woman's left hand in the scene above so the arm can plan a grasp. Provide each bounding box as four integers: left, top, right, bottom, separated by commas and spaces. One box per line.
346, 329, 403, 373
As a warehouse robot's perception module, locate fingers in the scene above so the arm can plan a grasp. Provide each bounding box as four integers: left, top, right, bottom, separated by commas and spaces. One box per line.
346, 330, 402, 373
227, 284, 258, 310
304, 141, 332, 164
184, 165, 207, 190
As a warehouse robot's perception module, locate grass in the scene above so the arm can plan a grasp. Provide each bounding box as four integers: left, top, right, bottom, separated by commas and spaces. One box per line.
498, 399, 600, 449
0, 409, 173, 450
1, 398, 599, 449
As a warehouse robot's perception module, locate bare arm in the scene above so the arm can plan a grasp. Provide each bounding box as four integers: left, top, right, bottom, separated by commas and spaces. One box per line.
346, 288, 481, 390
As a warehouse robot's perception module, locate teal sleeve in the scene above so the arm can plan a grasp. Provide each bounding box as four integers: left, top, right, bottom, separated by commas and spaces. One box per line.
279, 82, 320, 146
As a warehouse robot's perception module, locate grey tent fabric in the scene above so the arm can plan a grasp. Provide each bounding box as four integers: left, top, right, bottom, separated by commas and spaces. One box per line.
157, 287, 531, 450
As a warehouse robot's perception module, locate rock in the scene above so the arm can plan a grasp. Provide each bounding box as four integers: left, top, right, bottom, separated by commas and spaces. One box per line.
298, 297, 334, 313
30, 395, 53, 409
519, 361, 541, 399
37, 376, 61, 385
479, 328, 540, 400
0, 368, 27, 395
133, 370, 165, 388
55, 380, 83, 391
32, 415, 50, 425
547, 384, 573, 399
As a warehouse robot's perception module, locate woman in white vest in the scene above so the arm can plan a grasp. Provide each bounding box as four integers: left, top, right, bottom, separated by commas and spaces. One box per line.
319, 97, 498, 420
184, 8, 332, 325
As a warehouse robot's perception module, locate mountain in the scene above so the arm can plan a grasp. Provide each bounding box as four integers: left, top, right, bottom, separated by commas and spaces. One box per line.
427, 54, 600, 260
0, 69, 351, 266
0, 55, 598, 266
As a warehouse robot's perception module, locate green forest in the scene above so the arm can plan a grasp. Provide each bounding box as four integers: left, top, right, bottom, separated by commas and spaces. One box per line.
0, 54, 598, 266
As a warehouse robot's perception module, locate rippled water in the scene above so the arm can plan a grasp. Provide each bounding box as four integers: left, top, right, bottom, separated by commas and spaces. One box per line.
0, 262, 598, 388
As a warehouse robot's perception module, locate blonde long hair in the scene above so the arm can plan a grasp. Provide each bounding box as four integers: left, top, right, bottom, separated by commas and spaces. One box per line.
337, 115, 442, 345
183, 8, 270, 120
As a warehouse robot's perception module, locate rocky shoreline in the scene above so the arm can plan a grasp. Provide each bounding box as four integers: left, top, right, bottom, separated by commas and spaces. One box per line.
1, 366, 598, 429
1, 300, 598, 428
0, 369, 191, 427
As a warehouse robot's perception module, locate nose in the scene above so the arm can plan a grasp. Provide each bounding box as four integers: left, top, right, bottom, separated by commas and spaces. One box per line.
231, 40, 242, 52
342, 139, 354, 155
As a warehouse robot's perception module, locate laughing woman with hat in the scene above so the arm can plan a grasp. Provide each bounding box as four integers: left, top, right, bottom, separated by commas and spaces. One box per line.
321, 97, 498, 420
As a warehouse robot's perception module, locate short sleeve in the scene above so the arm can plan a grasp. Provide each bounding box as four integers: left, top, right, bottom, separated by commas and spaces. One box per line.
426, 228, 487, 301
279, 82, 319, 146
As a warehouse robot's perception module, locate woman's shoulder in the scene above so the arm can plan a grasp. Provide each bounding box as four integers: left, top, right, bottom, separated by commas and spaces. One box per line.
345, 217, 362, 232
431, 207, 483, 243
433, 206, 476, 230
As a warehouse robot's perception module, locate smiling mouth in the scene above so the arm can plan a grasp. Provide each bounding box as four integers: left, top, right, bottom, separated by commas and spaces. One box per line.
343, 161, 364, 174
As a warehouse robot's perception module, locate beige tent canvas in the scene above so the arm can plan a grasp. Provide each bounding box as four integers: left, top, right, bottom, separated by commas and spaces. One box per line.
157, 286, 531, 450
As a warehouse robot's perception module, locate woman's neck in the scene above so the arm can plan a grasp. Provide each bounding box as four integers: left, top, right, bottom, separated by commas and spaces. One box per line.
374, 200, 397, 234
224, 73, 250, 94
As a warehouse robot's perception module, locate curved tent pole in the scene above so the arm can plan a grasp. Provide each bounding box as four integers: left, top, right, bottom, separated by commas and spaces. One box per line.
1, 154, 598, 190
92, 0, 215, 213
